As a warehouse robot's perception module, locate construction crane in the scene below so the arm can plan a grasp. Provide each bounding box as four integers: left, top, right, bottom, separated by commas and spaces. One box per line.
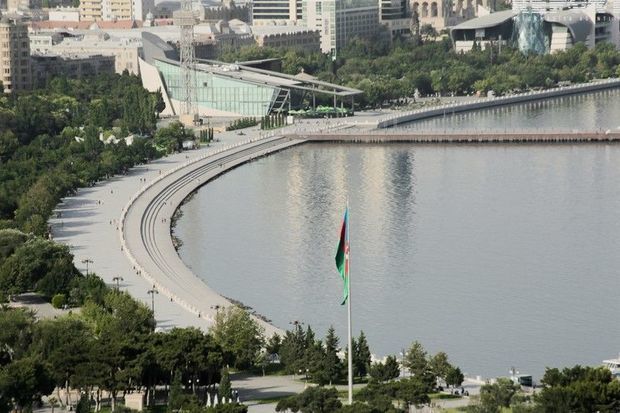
173, 0, 198, 124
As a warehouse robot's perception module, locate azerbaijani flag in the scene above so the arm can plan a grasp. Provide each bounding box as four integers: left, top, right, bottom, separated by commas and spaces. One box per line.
335, 208, 349, 305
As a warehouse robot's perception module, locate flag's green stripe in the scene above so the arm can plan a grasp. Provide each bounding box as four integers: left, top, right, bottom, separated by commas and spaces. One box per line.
335, 209, 348, 305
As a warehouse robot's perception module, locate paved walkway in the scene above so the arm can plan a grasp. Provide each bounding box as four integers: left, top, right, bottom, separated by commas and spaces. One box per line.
49, 113, 488, 409
50, 119, 350, 332
120, 135, 304, 334
8, 293, 70, 319
50, 126, 285, 331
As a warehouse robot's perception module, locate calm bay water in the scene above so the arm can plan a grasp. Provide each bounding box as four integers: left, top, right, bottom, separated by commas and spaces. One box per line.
176, 90, 620, 380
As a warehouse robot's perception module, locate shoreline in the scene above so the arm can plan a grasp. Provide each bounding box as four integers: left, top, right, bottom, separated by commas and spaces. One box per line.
119, 134, 305, 335
51, 84, 620, 338
50, 128, 300, 333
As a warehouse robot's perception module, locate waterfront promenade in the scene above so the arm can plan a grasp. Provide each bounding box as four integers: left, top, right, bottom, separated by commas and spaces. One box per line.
50, 127, 304, 333
296, 130, 620, 143
375, 77, 620, 128
51, 106, 620, 335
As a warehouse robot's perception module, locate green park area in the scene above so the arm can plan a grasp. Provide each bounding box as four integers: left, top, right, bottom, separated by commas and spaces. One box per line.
220, 38, 620, 109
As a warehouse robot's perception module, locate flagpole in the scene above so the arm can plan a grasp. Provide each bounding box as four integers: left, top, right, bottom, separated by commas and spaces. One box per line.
347, 200, 353, 405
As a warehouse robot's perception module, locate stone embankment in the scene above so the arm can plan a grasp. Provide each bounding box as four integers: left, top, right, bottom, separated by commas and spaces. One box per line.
376, 78, 620, 128
120, 134, 303, 335
299, 131, 620, 143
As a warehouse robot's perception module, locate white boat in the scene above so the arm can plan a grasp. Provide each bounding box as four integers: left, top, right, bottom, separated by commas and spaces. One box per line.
602, 356, 620, 377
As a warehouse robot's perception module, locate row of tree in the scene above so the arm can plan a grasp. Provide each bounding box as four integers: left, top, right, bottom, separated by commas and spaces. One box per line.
0, 74, 190, 237
275, 364, 620, 413
220, 37, 620, 108
225, 118, 259, 131
0, 286, 268, 413
260, 113, 287, 130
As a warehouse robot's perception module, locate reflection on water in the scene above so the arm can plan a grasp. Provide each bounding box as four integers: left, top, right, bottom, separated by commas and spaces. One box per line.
396, 89, 620, 132
175, 90, 620, 379
176, 140, 620, 380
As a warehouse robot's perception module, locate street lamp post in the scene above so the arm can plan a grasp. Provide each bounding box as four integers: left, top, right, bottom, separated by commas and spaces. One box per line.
112, 276, 123, 291
81, 258, 93, 276
289, 320, 304, 329
299, 369, 309, 388
147, 286, 158, 319
188, 378, 200, 395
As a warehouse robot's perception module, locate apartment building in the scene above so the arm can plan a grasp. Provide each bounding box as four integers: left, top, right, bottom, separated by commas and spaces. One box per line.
0, 15, 31, 93
302, 0, 380, 54
79, 0, 154, 22
251, 0, 303, 25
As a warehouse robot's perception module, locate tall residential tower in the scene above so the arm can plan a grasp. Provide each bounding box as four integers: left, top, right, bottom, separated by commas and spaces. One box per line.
79, 0, 154, 21
0, 14, 31, 93
251, 0, 303, 25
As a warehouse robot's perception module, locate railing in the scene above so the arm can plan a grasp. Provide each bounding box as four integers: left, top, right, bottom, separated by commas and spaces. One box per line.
117, 129, 303, 321
375, 78, 620, 129
287, 126, 619, 136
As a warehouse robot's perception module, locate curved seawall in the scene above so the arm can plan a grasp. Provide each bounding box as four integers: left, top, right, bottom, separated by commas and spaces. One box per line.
119, 135, 304, 334
377, 78, 620, 128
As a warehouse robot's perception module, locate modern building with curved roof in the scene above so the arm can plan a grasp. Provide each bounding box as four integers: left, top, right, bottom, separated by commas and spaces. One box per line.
139, 32, 362, 117
451, 10, 517, 52
451, 0, 620, 53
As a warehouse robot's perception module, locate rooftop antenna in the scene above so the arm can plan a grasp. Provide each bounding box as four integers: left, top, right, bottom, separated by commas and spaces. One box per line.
174, 0, 198, 123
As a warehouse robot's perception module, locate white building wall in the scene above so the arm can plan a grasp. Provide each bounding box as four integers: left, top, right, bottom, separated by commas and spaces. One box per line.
138, 57, 175, 116
549, 25, 573, 52
48, 8, 81, 21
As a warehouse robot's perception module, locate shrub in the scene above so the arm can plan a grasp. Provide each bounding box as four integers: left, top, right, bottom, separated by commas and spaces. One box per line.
51, 293, 66, 309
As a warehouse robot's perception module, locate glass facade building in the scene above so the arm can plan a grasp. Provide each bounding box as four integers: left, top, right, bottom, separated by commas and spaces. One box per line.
155, 60, 280, 116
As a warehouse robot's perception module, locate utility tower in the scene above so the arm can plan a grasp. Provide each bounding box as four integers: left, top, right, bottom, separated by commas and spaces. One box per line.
173, 0, 198, 123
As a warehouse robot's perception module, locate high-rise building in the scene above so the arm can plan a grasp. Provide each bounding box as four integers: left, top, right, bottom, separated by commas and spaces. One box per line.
302, 0, 380, 54
251, 0, 303, 25
0, 15, 31, 93
379, 0, 411, 39
380, 0, 408, 20
79, 0, 154, 21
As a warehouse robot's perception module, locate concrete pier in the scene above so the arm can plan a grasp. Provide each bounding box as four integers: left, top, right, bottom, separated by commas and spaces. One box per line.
376, 78, 620, 128
295, 131, 620, 143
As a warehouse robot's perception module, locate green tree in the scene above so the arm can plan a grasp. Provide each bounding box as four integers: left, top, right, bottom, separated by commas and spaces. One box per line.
323, 326, 342, 385
219, 368, 232, 401
167, 371, 186, 411
369, 355, 400, 383
279, 324, 307, 374
266, 332, 281, 356
354, 331, 371, 379
0, 229, 29, 262
420, 24, 438, 42
0, 238, 79, 297
473, 377, 520, 413
28, 317, 93, 405
153, 121, 192, 154
0, 356, 55, 412
429, 352, 452, 383
403, 341, 428, 377
276, 386, 342, 413
211, 306, 264, 369
0, 308, 35, 366
534, 365, 620, 413
445, 366, 464, 388
396, 376, 432, 408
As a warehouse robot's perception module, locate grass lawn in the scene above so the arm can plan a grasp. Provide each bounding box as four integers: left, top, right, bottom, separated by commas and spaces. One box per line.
252, 396, 290, 405
430, 393, 462, 400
